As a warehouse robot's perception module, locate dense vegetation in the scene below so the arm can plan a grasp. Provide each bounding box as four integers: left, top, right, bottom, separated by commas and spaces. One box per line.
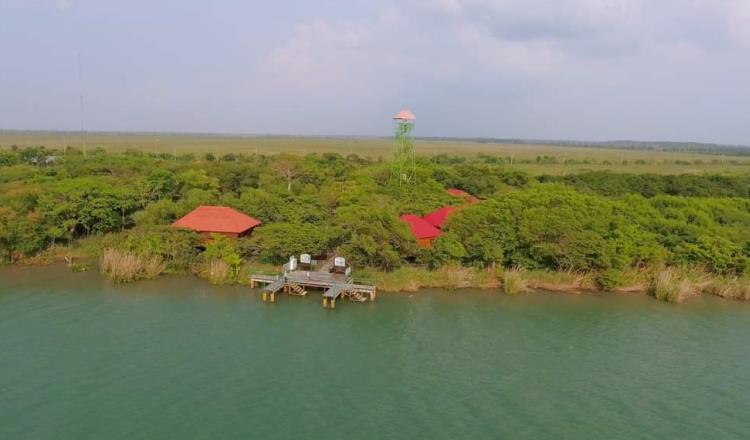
538, 172, 750, 198
1, 146, 749, 297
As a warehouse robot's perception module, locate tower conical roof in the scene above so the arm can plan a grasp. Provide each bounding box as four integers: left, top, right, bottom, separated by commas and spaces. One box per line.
392, 109, 416, 121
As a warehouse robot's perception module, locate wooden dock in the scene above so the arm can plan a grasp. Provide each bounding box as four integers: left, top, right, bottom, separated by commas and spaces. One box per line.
250, 258, 376, 309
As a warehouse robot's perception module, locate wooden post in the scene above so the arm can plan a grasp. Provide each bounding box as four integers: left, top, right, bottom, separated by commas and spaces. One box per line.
262, 292, 267, 302
331, 298, 336, 309
322, 298, 328, 308
250, 279, 255, 288
370, 290, 376, 301
270, 292, 275, 303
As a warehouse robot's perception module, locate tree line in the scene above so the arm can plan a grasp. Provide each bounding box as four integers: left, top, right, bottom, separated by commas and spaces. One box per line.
1, 147, 748, 283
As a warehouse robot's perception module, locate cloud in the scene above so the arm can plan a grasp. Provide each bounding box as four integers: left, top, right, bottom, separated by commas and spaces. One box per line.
54, 0, 72, 10
258, 19, 372, 87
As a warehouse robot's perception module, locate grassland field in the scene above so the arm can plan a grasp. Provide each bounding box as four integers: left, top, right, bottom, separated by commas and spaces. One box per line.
2, 132, 750, 175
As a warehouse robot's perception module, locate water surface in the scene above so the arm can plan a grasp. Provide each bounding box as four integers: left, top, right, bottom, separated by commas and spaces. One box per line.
1, 266, 748, 439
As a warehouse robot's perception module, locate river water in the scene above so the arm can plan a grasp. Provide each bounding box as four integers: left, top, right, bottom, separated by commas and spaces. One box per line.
1, 266, 749, 439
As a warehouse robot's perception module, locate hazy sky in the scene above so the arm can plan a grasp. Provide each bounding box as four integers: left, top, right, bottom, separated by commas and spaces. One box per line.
1, 0, 749, 144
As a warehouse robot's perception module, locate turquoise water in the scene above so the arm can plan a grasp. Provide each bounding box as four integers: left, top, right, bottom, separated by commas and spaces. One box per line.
1, 266, 749, 439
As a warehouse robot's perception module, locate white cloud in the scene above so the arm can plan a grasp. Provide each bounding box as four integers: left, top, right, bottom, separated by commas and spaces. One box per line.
258, 20, 372, 87
54, 0, 72, 10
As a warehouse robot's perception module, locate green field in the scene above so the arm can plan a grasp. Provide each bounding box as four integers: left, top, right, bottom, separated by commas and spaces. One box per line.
2, 131, 750, 175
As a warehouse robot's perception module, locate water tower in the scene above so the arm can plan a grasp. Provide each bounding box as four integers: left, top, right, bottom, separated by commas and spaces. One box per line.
391, 109, 416, 187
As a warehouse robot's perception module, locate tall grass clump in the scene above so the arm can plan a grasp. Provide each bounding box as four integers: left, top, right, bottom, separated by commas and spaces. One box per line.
206, 259, 230, 285
435, 265, 474, 290
100, 248, 164, 283
501, 266, 528, 295
649, 267, 694, 303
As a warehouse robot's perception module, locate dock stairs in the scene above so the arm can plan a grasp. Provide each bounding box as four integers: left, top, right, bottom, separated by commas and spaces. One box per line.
288, 283, 307, 296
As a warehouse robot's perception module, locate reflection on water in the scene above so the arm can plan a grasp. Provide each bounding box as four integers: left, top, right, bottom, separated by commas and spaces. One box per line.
0, 265, 748, 439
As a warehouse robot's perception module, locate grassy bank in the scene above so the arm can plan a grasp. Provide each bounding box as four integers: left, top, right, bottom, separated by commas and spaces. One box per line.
351, 265, 749, 303
12, 249, 750, 303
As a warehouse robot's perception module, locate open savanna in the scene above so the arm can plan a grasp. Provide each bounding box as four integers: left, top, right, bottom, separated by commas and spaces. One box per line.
2, 131, 749, 175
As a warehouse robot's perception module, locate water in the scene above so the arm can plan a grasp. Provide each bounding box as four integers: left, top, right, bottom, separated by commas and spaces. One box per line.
1, 266, 749, 439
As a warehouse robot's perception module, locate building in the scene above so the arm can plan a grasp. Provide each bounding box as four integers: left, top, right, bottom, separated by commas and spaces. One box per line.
447, 188, 479, 204
172, 205, 261, 238
423, 206, 458, 229
400, 214, 443, 248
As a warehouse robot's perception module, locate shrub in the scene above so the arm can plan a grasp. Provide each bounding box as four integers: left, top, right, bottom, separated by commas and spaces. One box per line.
596, 269, 623, 291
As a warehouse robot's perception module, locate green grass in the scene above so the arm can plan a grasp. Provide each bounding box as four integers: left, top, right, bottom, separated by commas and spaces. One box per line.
3, 132, 749, 175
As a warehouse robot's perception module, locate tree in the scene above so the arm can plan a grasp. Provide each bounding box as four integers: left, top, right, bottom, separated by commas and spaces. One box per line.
270, 154, 302, 193
430, 232, 467, 268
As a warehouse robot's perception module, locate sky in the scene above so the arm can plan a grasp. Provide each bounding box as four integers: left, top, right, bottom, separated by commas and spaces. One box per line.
1, 0, 749, 144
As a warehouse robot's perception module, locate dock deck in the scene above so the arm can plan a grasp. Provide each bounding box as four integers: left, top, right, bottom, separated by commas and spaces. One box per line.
250, 258, 376, 308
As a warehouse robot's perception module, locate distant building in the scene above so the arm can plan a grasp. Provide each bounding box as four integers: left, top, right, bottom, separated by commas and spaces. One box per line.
447, 188, 479, 203
423, 206, 458, 229
172, 205, 261, 238
400, 188, 480, 246
400, 214, 443, 248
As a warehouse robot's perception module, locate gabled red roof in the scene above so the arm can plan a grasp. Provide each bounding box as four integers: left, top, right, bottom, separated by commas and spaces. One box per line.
400, 214, 443, 240
172, 206, 261, 234
423, 206, 457, 229
447, 188, 479, 203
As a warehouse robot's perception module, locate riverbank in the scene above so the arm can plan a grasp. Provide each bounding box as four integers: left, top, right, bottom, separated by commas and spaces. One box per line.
6, 256, 749, 304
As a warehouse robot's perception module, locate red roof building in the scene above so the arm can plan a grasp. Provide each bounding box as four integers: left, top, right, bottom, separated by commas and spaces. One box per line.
400, 214, 442, 248
172, 206, 261, 238
447, 188, 479, 203
423, 206, 458, 229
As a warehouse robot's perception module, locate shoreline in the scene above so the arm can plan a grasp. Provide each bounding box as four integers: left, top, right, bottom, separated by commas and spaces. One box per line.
5, 259, 748, 304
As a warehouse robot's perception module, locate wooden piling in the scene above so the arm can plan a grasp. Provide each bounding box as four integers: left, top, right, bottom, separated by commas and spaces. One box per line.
322, 298, 328, 308
270, 292, 275, 303
262, 292, 268, 302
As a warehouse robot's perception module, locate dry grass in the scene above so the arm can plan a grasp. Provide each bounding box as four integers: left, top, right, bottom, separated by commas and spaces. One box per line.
206, 259, 230, 285
3, 132, 748, 175
523, 269, 596, 293
648, 267, 698, 303
703, 278, 750, 301
100, 248, 164, 283
501, 266, 528, 295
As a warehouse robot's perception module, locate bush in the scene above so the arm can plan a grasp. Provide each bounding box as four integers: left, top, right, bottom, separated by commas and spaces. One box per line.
596, 269, 623, 291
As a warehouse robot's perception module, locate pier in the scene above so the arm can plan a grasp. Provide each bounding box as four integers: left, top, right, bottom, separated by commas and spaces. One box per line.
250, 255, 376, 309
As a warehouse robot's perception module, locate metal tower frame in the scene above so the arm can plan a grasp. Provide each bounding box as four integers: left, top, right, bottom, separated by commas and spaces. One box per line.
391, 110, 416, 187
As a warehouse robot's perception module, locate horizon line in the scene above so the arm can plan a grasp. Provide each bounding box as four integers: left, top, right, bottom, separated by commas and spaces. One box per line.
0, 128, 747, 149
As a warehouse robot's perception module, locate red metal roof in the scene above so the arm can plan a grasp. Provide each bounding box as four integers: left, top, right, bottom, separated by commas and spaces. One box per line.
400, 214, 443, 240
172, 206, 261, 234
447, 188, 479, 203
447, 188, 469, 197
423, 206, 457, 229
